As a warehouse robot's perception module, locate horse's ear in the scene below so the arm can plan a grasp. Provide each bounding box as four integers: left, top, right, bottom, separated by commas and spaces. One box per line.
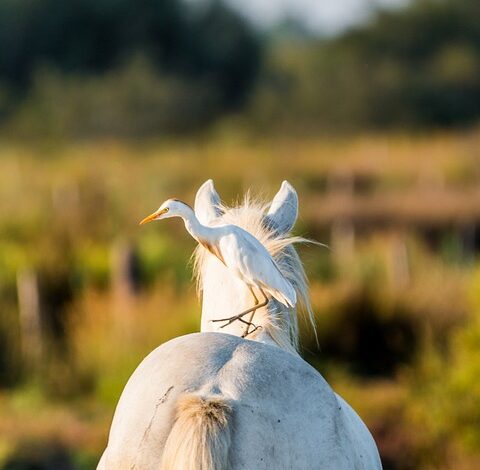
195, 179, 223, 224
264, 181, 298, 234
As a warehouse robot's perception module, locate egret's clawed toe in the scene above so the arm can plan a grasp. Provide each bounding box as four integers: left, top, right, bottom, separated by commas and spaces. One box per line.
242, 324, 262, 338
211, 309, 256, 327
210, 312, 262, 339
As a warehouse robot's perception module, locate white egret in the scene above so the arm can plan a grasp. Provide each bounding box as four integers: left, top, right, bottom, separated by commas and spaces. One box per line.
139, 198, 296, 336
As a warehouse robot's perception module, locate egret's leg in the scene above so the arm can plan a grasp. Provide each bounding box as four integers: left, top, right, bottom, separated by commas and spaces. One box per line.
243, 288, 268, 338
242, 288, 260, 337
211, 286, 268, 331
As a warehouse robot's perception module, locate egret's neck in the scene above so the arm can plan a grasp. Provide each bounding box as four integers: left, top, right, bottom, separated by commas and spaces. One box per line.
180, 208, 212, 243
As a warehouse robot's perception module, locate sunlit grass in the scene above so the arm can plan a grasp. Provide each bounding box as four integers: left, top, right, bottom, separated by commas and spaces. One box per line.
1, 130, 480, 468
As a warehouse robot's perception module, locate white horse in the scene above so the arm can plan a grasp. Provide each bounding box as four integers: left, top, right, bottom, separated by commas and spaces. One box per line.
98, 181, 382, 469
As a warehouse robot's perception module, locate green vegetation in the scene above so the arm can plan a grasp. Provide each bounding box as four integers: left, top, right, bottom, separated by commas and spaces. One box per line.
0, 0, 260, 136
249, 0, 480, 133
0, 132, 480, 468
2, 0, 480, 137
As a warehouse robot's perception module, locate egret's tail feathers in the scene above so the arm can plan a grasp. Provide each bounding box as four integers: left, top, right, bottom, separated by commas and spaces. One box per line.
160, 394, 232, 470
269, 284, 296, 308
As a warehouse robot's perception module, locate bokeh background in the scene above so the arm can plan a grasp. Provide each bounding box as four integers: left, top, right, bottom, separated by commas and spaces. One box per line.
1, 0, 480, 468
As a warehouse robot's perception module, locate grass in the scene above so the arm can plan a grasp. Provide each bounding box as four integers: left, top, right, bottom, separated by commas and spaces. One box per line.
1, 129, 480, 469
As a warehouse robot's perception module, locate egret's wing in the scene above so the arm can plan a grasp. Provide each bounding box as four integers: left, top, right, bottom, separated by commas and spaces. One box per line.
220, 229, 296, 307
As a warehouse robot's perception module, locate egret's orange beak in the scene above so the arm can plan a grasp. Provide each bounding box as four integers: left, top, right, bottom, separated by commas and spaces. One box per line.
139, 208, 166, 226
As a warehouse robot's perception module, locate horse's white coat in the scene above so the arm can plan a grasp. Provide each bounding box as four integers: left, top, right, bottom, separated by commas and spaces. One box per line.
264, 180, 299, 235
195, 179, 224, 225
98, 181, 382, 469
100, 333, 381, 469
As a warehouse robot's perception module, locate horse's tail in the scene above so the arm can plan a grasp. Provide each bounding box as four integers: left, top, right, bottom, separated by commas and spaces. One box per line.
160, 393, 232, 470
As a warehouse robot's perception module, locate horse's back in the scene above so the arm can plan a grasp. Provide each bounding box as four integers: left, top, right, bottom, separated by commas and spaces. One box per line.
101, 332, 381, 469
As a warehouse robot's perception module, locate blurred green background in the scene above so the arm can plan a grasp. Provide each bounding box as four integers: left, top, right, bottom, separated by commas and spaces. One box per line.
1, 0, 480, 468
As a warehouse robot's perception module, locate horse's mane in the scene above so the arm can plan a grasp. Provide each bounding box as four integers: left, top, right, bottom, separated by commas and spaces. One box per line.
192, 194, 317, 353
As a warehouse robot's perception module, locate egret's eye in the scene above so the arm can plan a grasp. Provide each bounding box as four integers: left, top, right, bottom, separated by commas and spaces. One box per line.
164, 207, 169, 213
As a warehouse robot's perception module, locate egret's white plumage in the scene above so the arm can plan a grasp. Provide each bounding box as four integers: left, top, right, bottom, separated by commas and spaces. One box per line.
140, 198, 297, 333
217, 229, 296, 308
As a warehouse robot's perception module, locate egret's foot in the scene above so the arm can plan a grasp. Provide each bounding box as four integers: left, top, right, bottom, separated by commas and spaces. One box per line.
242, 324, 262, 338
211, 310, 253, 327
211, 311, 261, 333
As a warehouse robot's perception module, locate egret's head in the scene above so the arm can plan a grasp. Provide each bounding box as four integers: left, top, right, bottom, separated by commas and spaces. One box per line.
139, 199, 191, 225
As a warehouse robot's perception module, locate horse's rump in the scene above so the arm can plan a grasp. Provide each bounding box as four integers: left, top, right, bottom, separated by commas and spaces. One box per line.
100, 333, 381, 469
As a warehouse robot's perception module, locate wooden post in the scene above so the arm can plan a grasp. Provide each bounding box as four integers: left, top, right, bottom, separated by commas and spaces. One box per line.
111, 240, 139, 328
111, 240, 140, 298
16, 268, 43, 367
331, 218, 355, 263
390, 235, 410, 289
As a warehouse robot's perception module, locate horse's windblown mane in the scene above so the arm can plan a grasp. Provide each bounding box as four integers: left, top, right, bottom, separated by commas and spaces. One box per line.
192, 194, 317, 352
